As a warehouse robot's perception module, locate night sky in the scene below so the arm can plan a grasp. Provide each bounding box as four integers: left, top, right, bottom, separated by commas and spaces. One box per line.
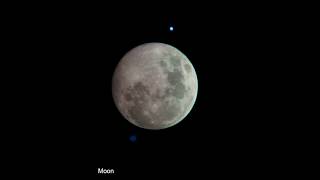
10, 6, 296, 177
73, 14, 285, 176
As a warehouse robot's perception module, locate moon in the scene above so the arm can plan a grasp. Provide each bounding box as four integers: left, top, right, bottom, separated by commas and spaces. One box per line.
112, 43, 198, 130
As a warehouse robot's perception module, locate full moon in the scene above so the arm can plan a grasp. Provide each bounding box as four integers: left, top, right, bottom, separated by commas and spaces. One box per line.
112, 43, 198, 130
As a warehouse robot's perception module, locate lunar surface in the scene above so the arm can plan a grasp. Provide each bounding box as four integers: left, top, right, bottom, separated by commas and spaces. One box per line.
112, 43, 198, 130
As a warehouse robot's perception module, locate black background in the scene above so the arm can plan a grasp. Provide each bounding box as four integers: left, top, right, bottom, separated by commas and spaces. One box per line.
7, 3, 300, 178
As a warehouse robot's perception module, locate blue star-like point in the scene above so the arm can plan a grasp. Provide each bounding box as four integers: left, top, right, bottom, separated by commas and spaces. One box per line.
129, 135, 137, 143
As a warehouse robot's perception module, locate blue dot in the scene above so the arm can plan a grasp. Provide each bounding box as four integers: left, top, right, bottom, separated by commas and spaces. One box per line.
129, 135, 137, 142
169, 26, 174, 31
